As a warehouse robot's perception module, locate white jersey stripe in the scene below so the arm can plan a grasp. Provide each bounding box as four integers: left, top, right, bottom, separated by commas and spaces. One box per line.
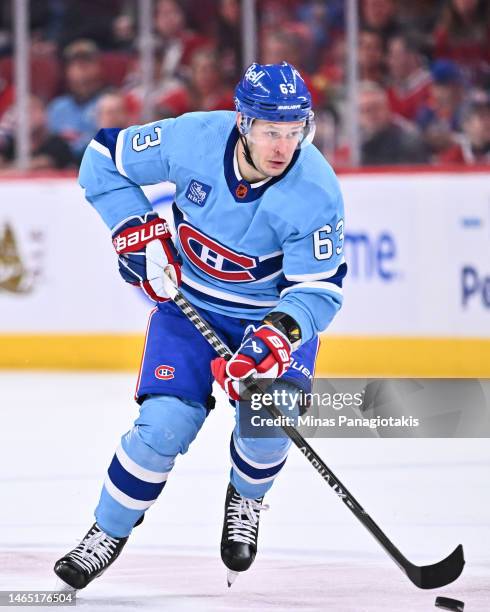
104, 476, 156, 511
258, 250, 283, 261
230, 460, 277, 485
89, 139, 112, 159
182, 273, 279, 307
115, 129, 129, 177
116, 444, 170, 484
286, 258, 345, 282
280, 281, 343, 298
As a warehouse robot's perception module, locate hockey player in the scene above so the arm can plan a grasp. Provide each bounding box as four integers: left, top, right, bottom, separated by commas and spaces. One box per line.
54, 61, 346, 590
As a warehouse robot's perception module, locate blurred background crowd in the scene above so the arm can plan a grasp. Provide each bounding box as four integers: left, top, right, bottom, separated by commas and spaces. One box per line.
0, 0, 488, 171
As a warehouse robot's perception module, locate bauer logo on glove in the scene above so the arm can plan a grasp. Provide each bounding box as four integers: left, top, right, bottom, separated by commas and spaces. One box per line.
211, 324, 292, 401
112, 217, 171, 252
112, 212, 182, 302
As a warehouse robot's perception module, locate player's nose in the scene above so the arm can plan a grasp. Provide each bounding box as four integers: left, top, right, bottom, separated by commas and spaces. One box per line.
273, 138, 290, 155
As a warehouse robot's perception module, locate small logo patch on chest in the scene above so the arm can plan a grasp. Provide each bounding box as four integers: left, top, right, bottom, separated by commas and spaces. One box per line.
235, 183, 248, 199
186, 180, 212, 206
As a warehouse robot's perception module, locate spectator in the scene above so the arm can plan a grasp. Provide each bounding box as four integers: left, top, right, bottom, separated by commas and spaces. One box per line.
111, 13, 136, 53
182, 0, 221, 33
214, 0, 242, 82
416, 59, 466, 157
433, 0, 490, 86
359, 80, 428, 164
0, 3, 12, 56
47, 39, 106, 161
395, 0, 442, 36
386, 33, 432, 120
0, 74, 13, 117
123, 52, 169, 123
297, 0, 344, 48
0, 95, 75, 170
295, 0, 344, 72
154, 0, 210, 74
122, 0, 213, 121
156, 49, 235, 117
438, 98, 490, 164
261, 29, 305, 68
57, 1, 126, 50
358, 29, 385, 84
315, 35, 346, 97
361, 0, 401, 46
260, 30, 320, 105
96, 92, 131, 129
260, 0, 297, 30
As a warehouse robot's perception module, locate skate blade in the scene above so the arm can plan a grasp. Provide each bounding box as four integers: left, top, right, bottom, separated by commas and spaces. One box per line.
227, 570, 239, 587
54, 577, 77, 593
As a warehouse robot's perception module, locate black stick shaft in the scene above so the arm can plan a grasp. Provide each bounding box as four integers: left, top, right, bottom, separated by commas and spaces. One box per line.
172, 290, 406, 556
168, 286, 464, 589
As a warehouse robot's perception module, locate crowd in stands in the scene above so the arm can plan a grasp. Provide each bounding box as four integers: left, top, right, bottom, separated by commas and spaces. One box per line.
0, 0, 488, 170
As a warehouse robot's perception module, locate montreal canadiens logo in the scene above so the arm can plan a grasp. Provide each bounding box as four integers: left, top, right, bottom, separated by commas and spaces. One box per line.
178, 223, 258, 282
155, 365, 175, 380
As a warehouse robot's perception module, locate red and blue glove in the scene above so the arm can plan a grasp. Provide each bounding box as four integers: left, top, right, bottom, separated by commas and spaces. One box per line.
112, 212, 181, 302
211, 324, 292, 401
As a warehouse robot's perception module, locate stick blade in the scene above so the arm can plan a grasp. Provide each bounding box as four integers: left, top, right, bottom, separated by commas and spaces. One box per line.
406, 544, 465, 589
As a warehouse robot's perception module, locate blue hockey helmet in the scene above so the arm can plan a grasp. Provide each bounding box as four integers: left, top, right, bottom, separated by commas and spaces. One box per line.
235, 62, 315, 146
235, 61, 312, 121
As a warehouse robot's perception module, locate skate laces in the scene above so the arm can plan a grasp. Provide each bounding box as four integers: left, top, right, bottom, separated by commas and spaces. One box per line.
67, 525, 120, 573
227, 491, 269, 545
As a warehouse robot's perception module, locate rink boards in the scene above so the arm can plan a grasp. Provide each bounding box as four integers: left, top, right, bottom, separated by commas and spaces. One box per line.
0, 170, 489, 376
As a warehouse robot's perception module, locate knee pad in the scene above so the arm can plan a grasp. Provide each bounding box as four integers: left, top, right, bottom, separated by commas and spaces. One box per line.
134, 395, 207, 457
234, 433, 292, 465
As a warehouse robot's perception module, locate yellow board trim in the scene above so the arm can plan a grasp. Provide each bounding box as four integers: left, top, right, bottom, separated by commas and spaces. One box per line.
316, 336, 490, 377
0, 335, 145, 371
0, 334, 489, 377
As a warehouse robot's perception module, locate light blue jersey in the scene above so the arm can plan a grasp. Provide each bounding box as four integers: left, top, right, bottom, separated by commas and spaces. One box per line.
79, 111, 346, 344
47, 93, 101, 160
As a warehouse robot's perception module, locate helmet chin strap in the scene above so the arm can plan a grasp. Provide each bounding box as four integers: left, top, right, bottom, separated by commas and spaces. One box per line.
238, 133, 259, 172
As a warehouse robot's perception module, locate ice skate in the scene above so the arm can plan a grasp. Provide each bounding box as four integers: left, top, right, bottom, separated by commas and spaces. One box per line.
221, 483, 269, 587
53, 523, 129, 591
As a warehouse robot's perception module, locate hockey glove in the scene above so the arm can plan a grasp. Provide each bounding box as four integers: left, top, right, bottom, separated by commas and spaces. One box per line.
112, 212, 181, 302
211, 325, 292, 401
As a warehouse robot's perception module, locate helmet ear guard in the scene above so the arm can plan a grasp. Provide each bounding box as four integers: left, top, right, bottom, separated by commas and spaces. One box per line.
236, 111, 254, 136
300, 110, 316, 148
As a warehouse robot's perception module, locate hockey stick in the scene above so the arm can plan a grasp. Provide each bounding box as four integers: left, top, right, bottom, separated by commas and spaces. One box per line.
162, 276, 465, 589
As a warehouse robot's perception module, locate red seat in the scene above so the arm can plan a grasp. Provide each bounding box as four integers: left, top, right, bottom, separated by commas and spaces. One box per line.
0, 54, 61, 102
100, 52, 134, 88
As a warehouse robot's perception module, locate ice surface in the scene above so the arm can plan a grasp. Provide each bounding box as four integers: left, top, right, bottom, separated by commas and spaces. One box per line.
0, 372, 488, 611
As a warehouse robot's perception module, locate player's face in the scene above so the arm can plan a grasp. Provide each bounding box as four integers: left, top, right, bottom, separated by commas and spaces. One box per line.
247, 120, 305, 177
